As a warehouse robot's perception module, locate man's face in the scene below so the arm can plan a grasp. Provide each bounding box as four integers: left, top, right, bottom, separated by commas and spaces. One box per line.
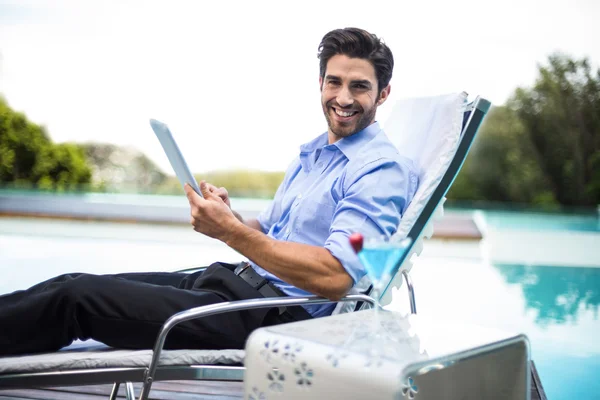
320, 54, 390, 144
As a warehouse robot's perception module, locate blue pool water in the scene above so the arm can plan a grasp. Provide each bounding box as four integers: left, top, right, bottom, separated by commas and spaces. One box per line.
493, 264, 600, 399
482, 210, 599, 232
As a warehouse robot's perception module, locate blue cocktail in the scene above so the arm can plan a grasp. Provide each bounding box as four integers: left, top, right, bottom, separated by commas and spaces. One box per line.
348, 234, 413, 360
356, 235, 412, 325
358, 244, 408, 285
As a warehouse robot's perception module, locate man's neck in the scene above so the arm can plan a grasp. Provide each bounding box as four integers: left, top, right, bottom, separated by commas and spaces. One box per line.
327, 119, 377, 145
327, 130, 341, 145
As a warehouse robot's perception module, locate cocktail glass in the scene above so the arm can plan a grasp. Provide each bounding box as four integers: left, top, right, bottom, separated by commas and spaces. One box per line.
356, 235, 412, 334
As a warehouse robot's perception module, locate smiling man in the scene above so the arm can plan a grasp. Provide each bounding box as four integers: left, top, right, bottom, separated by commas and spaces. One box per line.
0, 28, 418, 356
182, 28, 417, 320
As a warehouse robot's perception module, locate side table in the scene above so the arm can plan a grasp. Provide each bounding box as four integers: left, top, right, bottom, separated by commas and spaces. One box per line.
244, 310, 529, 399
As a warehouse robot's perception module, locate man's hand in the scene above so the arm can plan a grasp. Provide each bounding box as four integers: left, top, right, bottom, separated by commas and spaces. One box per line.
184, 181, 241, 241
203, 182, 231, 208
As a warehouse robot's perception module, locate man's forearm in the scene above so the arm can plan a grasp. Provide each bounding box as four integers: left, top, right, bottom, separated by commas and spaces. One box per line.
224, 222, 352, 300
232, 211, 263, 232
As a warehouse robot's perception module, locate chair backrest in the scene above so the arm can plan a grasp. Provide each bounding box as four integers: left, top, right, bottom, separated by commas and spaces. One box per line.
332, 92, 490, 314
379, 92, 491, 306
387, 92, 467, 238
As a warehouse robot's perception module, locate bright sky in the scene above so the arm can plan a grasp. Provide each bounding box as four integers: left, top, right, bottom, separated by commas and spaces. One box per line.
0, 0, 598, 174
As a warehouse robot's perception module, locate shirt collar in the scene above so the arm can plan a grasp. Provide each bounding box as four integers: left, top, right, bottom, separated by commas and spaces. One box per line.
298, 122, 382, 171
333, 121, 382, 160
298, 133, 328, 172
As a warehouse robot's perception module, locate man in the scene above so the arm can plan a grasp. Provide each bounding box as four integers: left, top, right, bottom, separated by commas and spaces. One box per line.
0, 27, 418, 356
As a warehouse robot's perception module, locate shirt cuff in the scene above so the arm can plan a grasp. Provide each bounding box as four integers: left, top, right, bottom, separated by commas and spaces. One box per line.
324, 231, 366, 285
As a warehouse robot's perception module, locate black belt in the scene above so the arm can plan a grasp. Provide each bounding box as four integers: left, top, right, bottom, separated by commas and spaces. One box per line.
234, 262, 286, 297
234, 262, 311, 321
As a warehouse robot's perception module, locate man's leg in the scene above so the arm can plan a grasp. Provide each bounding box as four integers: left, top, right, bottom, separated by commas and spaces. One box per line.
0, 263, 267, 356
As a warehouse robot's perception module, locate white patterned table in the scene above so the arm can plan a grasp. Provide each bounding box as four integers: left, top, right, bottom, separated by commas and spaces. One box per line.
244, 310, 530, 400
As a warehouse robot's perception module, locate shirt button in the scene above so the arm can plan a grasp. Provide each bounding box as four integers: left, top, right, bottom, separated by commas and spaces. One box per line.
286, 228, 291, 235
297, 193, 302, 199
317, 162, 323, 168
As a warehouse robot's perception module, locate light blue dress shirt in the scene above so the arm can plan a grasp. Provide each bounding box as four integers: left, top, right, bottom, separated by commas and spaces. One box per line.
251, 122, 419, 317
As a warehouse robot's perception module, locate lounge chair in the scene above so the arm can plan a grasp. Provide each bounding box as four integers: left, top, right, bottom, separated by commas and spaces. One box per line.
0, 92, 491, 400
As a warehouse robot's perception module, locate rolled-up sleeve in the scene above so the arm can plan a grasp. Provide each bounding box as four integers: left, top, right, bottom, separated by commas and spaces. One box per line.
324, 157, 416, 284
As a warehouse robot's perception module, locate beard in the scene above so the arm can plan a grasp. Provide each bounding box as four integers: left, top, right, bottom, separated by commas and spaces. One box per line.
322, 99, 377, 140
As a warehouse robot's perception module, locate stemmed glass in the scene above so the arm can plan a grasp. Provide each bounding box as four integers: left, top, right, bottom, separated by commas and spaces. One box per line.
351, 233, 412, 333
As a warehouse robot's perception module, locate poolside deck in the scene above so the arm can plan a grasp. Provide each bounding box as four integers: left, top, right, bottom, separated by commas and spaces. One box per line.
0, 361, 546, 399
432, 213, 482, 240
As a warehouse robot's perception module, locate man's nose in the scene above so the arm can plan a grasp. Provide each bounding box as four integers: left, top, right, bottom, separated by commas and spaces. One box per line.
336, 86, 354, 107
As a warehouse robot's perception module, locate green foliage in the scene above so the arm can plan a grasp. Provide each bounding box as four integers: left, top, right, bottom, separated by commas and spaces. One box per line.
449, 53, 600, 207
0, 98, 92, 191
511, 54, 600, 206
449, 106, 556, 205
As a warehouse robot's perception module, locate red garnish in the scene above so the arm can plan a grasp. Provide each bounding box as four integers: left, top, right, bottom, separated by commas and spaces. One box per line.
349, 232, 364, 253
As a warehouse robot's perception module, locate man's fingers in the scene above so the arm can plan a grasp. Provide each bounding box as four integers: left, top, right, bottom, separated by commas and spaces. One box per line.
185, 183, 204, 207
200, 181, 225, 202
199, 181, 213, 198
205, 182, 217, 193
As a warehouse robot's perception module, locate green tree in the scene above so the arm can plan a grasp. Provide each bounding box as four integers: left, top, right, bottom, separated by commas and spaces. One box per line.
0, 97, 92, 190
449, 106, 556, 205
511, 53, 600, 207
449, 53, 599, 207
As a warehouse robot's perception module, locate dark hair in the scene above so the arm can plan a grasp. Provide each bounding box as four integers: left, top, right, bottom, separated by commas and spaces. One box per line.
317, 27, 394, 93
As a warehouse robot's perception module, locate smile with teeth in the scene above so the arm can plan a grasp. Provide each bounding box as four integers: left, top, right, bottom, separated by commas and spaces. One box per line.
333, 108, 358, 118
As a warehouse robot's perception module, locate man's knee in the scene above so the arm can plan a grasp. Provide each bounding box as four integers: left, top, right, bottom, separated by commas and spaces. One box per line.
54, 274, 100, 301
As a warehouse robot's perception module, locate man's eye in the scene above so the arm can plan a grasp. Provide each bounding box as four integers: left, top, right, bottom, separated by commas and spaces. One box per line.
328, 81, 341, 86
354, 84, 368, 90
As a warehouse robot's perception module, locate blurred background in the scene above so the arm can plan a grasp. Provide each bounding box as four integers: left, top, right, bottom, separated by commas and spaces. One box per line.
0, 0, 599, 399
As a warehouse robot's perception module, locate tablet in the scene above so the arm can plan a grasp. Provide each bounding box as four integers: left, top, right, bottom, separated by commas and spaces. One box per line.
149, 119, 202, 197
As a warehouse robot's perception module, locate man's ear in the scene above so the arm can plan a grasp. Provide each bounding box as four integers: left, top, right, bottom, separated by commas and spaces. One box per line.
377, 85, 391, 106
319, 76, 323, 91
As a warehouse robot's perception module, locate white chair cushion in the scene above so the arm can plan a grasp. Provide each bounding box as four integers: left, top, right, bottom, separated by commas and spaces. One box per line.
0, 339, 244, 374
388, 92, 467, 239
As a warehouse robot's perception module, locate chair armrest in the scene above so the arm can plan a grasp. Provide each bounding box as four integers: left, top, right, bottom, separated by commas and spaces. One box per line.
173, 265, 208, 274
139, 294, 377, 400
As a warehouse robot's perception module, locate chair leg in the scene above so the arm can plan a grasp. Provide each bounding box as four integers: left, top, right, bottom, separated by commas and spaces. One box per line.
109, 382, 120, 400
125, 382, 135, 400
401, 270, 417, 314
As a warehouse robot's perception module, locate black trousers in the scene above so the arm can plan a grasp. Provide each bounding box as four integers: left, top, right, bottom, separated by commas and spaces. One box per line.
0, 262, 309, 357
